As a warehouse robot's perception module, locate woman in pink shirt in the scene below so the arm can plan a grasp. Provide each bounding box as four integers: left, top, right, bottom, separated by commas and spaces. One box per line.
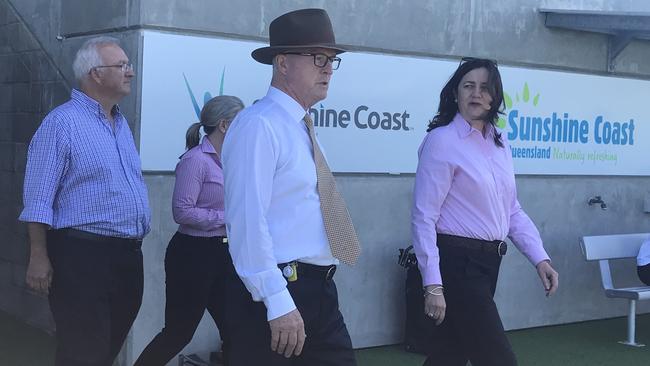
411, 58, 559, 366
135, 95, 244, 366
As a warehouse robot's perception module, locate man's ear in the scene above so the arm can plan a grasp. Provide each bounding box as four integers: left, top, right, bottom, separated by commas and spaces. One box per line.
274, 54, 289, 75
89, 68, 103, 84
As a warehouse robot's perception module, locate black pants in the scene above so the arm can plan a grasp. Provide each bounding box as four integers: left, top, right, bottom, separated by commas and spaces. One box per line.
638, 265, 650, 286
423, 235, 517, 366
47, 229, 143, 366
135, 232, 235, 366
224, 265, 356, 366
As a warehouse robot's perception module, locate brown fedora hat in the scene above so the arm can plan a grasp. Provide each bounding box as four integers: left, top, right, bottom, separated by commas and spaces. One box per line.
252, 8, 346, 65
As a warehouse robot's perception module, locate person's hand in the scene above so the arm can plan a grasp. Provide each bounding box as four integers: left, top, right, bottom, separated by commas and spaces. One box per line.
423, 285, 446, 325
268, 309, 306, 358
26, 251, 53, 295
536, 260, 559, 297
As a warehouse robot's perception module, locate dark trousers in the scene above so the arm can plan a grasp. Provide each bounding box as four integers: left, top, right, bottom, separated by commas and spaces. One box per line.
135, 232, 235, 366
224, 265, 356, 366
423, 235, 517, 366
638, 265, 650, 286
47, 229, 143, 366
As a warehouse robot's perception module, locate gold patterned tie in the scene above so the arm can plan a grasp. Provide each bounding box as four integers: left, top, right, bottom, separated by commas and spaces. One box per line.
304, 115, 361, 265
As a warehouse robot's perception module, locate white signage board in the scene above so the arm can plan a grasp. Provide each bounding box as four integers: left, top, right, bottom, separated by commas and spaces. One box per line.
141, 31, 650, 175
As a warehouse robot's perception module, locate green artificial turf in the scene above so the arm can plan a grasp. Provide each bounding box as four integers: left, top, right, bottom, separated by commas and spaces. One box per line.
0, 311, 55, 366
2, 310, 649, 366
507, 314, 650, 366
356, 314, 650, 366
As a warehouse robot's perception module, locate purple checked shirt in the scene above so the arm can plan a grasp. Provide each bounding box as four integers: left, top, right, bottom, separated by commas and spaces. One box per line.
19, 89, 150, 239
172, 136, 226, 237
411, 113, 550, 287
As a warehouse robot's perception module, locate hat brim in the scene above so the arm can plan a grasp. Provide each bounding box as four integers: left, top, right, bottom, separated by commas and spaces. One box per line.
251, 44, 347, 65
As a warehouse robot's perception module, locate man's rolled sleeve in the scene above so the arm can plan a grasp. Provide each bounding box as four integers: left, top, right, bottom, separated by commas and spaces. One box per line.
19, 115, 70, 225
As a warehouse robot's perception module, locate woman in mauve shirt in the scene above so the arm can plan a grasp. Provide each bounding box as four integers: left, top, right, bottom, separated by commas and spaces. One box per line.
411, 58, 559, 366
135, 95, 244, 366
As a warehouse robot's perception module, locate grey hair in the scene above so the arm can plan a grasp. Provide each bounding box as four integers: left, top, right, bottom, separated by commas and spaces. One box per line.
72, 36, 121, 81
185, 95, 245, 150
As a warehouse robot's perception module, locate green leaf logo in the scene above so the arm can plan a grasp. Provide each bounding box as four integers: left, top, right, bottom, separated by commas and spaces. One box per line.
523, 83, 530, 102
504, 82, 541, 109
504, 92, 513, 109
500, 82, 541, 129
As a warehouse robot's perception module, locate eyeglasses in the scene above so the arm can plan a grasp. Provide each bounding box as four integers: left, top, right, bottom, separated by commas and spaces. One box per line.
93, 63, 134, 73
459, 57, 498, 66
282, 52, 341, 70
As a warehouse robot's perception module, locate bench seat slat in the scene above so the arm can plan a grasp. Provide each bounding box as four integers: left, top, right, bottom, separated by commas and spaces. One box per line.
581, 233, 650, 260
605, 288, 650, 300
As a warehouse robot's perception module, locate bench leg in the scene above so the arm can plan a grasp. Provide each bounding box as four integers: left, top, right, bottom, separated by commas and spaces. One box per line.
618, 299, 645, 347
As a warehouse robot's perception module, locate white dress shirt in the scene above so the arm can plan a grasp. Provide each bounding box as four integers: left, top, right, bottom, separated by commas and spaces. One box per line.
223, 86, 336, 320
638, 237, 650, 266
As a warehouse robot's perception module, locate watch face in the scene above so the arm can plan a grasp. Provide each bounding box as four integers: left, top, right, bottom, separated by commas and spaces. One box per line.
282, 265, 294, 278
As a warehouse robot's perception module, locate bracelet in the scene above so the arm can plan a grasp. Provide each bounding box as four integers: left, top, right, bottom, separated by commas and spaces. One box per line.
423, 286, 444, 297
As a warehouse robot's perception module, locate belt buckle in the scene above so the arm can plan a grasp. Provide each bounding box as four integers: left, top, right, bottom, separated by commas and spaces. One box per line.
325, 265, 336, 281
497, 241, 506, 257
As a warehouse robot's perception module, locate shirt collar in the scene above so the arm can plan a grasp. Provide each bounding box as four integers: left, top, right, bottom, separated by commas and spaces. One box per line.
200, 135, 217, 154
452, 113, 495, 140
200, 135, 222, 166
266, 86, 310, 124
71, 89, 121, 119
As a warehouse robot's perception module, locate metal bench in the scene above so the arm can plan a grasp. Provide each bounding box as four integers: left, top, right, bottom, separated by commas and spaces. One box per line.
581, 233, 650, 347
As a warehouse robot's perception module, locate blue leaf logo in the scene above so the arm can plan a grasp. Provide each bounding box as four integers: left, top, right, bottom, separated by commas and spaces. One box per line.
183, 67, 227, 119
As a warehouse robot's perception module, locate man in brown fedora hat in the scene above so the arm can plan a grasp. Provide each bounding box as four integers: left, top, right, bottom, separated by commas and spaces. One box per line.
222, 7, 359, 366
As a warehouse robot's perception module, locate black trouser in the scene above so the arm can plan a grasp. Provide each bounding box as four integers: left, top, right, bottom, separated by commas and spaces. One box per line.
224, 263, 357, 366
423, 235, 517, 366
47, 229, 144, 366
135, 232, 235, 366
638, 265, 650, 286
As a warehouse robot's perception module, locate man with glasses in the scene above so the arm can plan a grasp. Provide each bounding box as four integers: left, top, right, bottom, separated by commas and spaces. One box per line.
222, 8, 360, 366
19, 36, 150, 366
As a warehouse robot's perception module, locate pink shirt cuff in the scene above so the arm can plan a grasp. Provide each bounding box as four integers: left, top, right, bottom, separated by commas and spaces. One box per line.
420, 265, 443, 287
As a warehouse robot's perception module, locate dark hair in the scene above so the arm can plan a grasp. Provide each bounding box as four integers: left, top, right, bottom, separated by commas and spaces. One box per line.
185, 95, 245, 150
427, 58, 504, 147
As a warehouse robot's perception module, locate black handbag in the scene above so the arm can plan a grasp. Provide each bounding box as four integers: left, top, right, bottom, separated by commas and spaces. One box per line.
398, 245, 428, 354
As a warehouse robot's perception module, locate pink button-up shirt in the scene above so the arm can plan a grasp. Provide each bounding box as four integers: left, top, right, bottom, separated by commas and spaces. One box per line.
411, 113, 550, 286
173, 136, 226, 237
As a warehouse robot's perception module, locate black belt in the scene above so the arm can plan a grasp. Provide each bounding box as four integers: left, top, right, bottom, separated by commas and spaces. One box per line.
278, 262, 337, 281
176, 232, 228, 244
437, 233, 507, 257
54, 228, 143, 249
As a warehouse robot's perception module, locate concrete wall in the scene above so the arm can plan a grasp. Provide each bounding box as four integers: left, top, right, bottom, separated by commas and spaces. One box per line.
0, 0, 68, 331
3, 0, 650, 365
